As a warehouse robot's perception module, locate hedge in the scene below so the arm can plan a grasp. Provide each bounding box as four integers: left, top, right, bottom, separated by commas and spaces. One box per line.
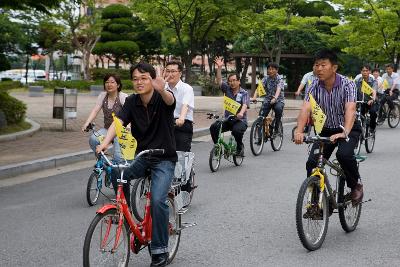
33, 79, 134, 91
0, 91, 26, 124
0, 81, 23, 92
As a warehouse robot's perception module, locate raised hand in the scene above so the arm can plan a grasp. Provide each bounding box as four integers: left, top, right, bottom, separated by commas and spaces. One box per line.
214, 56, 224, 68
151, 76, 167, 93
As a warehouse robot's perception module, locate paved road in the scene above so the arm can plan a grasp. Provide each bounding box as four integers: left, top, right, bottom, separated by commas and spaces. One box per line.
1, 123, 400, 266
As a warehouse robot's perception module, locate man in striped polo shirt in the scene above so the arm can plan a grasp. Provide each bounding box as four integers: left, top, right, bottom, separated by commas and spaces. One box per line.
294, 49, 363, 204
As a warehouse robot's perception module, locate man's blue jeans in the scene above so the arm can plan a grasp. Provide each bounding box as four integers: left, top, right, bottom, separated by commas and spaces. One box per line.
111, 157, 175, 255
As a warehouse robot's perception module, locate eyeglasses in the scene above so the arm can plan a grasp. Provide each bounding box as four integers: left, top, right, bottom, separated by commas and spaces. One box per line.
165, 70, 180, 74
132, 77, 151, 83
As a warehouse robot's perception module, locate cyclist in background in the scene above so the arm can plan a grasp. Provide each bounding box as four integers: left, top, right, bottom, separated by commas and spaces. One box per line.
164, 60, 194, 152
251, 62, 285, 138
354, 64, 378, 134
295, 64, 317, 97
294, 49, 363, 205
379, 63, 400, 117
372, 68, 383, 94
82, 73, 128, 163
210, 56, 249, 156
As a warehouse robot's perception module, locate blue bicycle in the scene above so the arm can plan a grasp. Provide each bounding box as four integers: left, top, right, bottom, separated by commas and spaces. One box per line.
84, 123, 114, 206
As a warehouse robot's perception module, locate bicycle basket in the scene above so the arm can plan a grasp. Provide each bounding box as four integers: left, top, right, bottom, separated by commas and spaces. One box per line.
174, 151, 195, 184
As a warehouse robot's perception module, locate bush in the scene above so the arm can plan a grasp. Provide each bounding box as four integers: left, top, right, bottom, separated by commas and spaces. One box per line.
90, 68, 131, 80
191, 74, 221, 96
0, 91, 26, 124
0, 81, 23, 91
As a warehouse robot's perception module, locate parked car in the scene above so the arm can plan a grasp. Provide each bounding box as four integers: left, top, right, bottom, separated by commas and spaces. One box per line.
20, 70, 46, 84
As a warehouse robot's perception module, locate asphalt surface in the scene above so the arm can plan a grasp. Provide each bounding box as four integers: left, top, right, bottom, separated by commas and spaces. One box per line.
1, 123, 400, 266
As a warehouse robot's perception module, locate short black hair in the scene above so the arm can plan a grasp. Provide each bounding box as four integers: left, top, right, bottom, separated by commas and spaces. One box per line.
361, 64, 371, 71
103, 73, 122, 92
385, 63, 394, 69
314, 49, 338, 65
227, 73, 240, 81
372, 68, 380, 73
267, 62, 279, 70
166, 60, 183, 72
130, 61, 156, 80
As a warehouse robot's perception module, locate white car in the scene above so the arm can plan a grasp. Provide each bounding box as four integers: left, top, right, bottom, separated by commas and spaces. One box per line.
20, 70, 46, 84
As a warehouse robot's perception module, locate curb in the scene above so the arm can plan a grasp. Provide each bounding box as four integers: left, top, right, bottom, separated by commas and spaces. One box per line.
0, 118, 40, 142
0, 117, 297, 180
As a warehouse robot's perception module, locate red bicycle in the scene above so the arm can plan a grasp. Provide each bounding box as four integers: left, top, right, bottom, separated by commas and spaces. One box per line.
83, 149, 183, 266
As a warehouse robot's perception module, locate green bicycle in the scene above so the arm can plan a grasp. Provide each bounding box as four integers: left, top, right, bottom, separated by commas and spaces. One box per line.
208, 113, 244, 172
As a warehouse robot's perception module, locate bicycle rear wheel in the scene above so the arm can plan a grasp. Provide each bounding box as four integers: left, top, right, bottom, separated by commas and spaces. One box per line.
364, 124, 375, 153
338, 177, 362, 232
83, 209, 130, 267
209, 145, 222, 172
271, 120, 283, 151
388, 104, 400, 128
296, 176, 329, 251
167, 196, 181, 263
86, 171, 102, 206
131, 176, 151, 222
250, 118, 264, 156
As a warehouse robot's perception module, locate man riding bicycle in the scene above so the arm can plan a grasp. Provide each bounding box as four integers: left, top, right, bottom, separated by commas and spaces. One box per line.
251, 62, 284, 139
209, 56, 249, 156
294, 49, 363, 205
354, 64, 378, 133
96, 62, 177, 267
379, 63, 400, 117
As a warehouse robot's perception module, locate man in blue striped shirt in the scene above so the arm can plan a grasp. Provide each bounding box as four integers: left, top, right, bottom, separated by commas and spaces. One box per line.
294, 49, 363, 204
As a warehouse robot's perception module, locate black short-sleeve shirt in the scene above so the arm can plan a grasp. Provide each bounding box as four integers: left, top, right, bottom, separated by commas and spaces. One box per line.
117, 91, 177, 161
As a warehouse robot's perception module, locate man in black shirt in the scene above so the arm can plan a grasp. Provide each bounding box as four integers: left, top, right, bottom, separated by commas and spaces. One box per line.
97, 62, 176, 267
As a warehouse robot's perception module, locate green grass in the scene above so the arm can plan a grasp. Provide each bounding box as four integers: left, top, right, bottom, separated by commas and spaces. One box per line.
0, 121, 31, 135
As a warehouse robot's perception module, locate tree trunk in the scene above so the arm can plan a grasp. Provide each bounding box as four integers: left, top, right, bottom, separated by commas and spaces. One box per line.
183, 54, 192, 83
82, 50, 91, 80
115, 56, 120, 69
25, 54, 29, 85
240, 57, 250, 88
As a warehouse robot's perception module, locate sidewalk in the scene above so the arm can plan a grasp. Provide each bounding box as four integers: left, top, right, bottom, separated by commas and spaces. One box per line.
0, 92, 302, 178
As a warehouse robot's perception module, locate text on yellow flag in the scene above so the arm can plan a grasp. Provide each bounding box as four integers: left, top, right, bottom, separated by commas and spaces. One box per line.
257, 80, 266, 97
309, 93, 326, 134
361, 80, 374, 96
223, 95, 241, 115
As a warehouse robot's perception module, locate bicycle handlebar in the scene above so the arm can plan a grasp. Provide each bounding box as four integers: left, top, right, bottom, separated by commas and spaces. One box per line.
100, 149, 165, 168
84, 122, 95, 132
292, 125, 349, 143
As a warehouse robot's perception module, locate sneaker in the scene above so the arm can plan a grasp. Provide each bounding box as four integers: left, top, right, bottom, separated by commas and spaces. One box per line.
236, 144, 244, 156
350, 183, 363, 205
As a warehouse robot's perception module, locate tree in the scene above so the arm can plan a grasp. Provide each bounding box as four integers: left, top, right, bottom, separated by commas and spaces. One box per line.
0, 0, 61, 12
331, 0, 400, 65
57, 0, 103, 80
0, 13, 23, 71
132, 0, 251, 82
92, 4, 139, 69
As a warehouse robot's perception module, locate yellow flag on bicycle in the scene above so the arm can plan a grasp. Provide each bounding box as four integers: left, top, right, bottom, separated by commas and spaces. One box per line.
256, 80, 266, 97
309, 94, 326, 134
361, 80, 374, 96
223, 95, 241, 115
382, 79, 389, 89
112, 113, 137, 160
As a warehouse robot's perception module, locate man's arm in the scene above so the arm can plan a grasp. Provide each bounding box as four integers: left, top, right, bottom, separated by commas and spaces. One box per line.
96, 122, 117, 153
294, 101, 311, 144
295, 83, 305, 96
152, 76, 175, 105
214, 56, 224, 87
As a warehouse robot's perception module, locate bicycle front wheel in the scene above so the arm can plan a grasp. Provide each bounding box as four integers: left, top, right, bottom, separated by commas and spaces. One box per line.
296, 176, 329, 251
338, 178, 362, 232
271, 120, 283, 151
167, 196, 181, 263
83, 209, 130, 267
250, 118, 265, 156
209, 145, 222, 172
86, 171, 101, 206
233, 144, 244, 166
354, 133, 362, 155
131, 176, 151, 222
388, 104, 400, 128
364, 124, 375, 153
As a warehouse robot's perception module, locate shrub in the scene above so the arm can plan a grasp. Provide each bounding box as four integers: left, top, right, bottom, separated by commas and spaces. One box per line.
0, 91, 26, 124
0, 81, 23, 91
191, 74, 221, 96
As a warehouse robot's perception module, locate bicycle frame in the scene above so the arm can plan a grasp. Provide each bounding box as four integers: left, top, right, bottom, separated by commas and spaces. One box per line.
215, 119, 236, 155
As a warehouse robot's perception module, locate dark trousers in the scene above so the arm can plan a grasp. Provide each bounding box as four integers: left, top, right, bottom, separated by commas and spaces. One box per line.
361, 102, 378, 130
306, 127, 361, 189
174, 120, 193, 152
260, 101, 284, 131
209, 118, 247, 150
379, 89, 399, 113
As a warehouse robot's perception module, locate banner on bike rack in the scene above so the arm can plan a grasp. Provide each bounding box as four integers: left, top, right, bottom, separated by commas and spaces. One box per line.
257, 80, 266, 97
361, 80, 374, 96
309, 93, 326, 134
223, 95, 241, 115
112, 113, 137, 160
